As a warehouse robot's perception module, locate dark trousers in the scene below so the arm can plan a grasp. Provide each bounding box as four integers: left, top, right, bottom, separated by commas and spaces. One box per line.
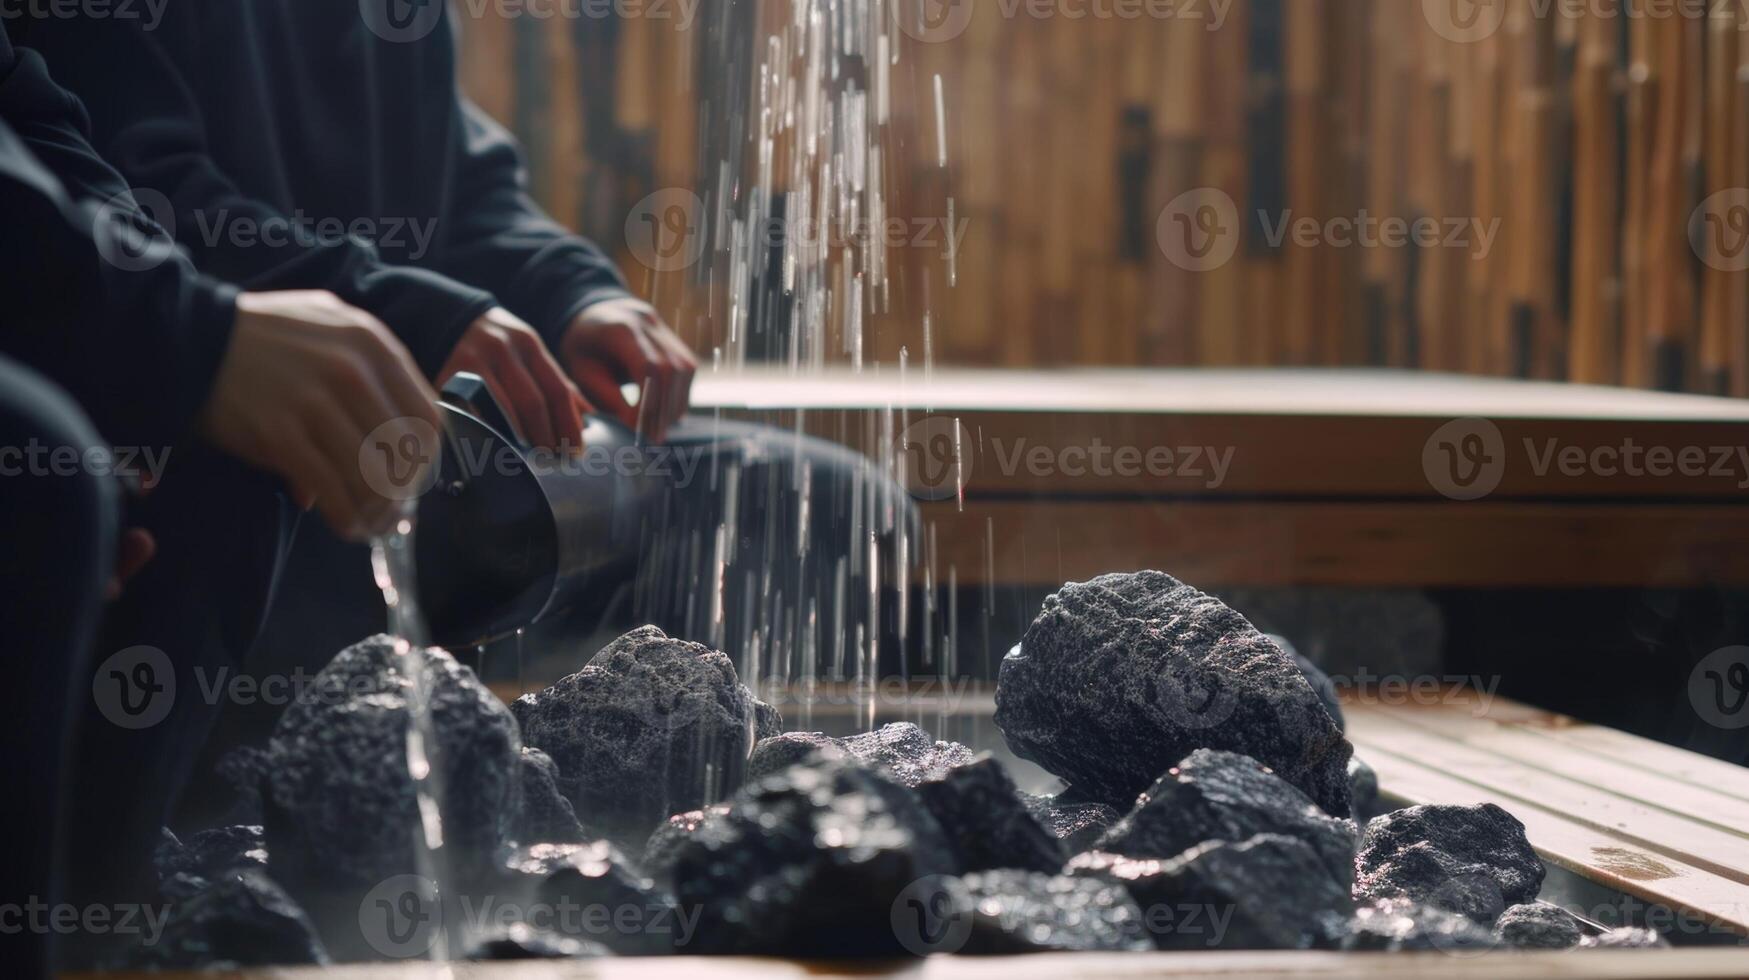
0, 356, 117, 980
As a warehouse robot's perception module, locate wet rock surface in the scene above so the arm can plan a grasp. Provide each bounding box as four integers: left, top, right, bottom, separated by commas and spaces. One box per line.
670, 755, 956, 956
512, 747, 588, 845
1493, 902, 1583, 949
506, 841, 680, 955
640, 805, 729, 887
1022, 793, 1121, 855
915, 755, 1066, 873
1322, 898, 1498, 952
512, 626, 769, 844
155, 825, 268, 885
1070, 834, 1353, 950
748, 723, 976, 788
464, 923, 608, 960
1095, 749, 1357, 888
955, 870, 1153, 954
995, 572, 1353, 816
263, 636, 520, 891
1354, 803, 1544, 922
131, 868, 328, 968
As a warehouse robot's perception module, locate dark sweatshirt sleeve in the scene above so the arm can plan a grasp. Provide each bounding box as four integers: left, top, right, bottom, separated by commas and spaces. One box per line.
0, 41, 237, 452
15, 15, 497, 378
441, 96, 633, 351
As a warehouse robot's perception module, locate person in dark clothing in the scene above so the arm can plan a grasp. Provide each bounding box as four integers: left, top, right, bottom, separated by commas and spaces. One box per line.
0, 24, 446, 975
17, 0, 915, 683
14, 0, 697, 452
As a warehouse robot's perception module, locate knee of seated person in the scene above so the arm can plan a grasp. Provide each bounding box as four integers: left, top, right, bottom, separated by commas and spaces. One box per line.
0, 359, 120, 560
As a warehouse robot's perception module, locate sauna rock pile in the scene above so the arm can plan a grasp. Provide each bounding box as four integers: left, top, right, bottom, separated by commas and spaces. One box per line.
131, 572, 1661, 966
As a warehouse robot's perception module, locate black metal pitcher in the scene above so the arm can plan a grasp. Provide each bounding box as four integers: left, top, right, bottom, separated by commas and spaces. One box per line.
414, 373, 659, 648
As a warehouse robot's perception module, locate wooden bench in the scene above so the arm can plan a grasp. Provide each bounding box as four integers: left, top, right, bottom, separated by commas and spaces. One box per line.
694, 367, 1749, 589
1346, 687, 1749, 938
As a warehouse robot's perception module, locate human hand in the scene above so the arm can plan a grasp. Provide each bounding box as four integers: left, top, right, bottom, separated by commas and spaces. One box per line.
201, 291, 442, 541
559, 297, 696, 443
439, 307, 588, 451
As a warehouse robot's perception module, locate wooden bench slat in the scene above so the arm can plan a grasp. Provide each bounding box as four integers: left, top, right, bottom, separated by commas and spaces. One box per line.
1372, 697, 1749, 838
1507, 724, 1749, 806
1349, 706, 1749, 887
1349, 712, 1749, 933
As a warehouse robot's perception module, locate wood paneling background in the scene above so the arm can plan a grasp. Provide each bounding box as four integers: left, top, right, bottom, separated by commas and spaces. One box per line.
458, 0, 1747, 394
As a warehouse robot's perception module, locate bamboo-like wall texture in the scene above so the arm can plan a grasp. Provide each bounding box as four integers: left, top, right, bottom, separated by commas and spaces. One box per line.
459, 0, 1749, 394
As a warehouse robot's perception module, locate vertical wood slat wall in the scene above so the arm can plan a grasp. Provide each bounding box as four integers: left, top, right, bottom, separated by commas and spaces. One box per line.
459, 1, 1748, 395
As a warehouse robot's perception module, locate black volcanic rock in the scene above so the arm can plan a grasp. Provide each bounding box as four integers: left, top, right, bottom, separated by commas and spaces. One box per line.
1354, 804, 1544, 922
1582, 927, 1669, 949
131, 868, 328, 968
1069, 835, 1353, 950
1493, 903, 1583, 949
263, 636, 520, 890
1347, 756, 1379, 818
995, 572, 1354, 816
508, 841, 679, 955
915, 755, 1067, 873
1268, 634, 1345, 732
1022, 793, 1121, 855
747, 722, 976, 788
512, 626, 771, 844
155, 825, 268, 885
465, 923, 607, 960
640, 805, 730, 887
512, 747, 588, 845
1095, 749, 1357, 888
670, 756, 956, 956
1324, 898, 1498, 952
956, 870, 1152, 953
